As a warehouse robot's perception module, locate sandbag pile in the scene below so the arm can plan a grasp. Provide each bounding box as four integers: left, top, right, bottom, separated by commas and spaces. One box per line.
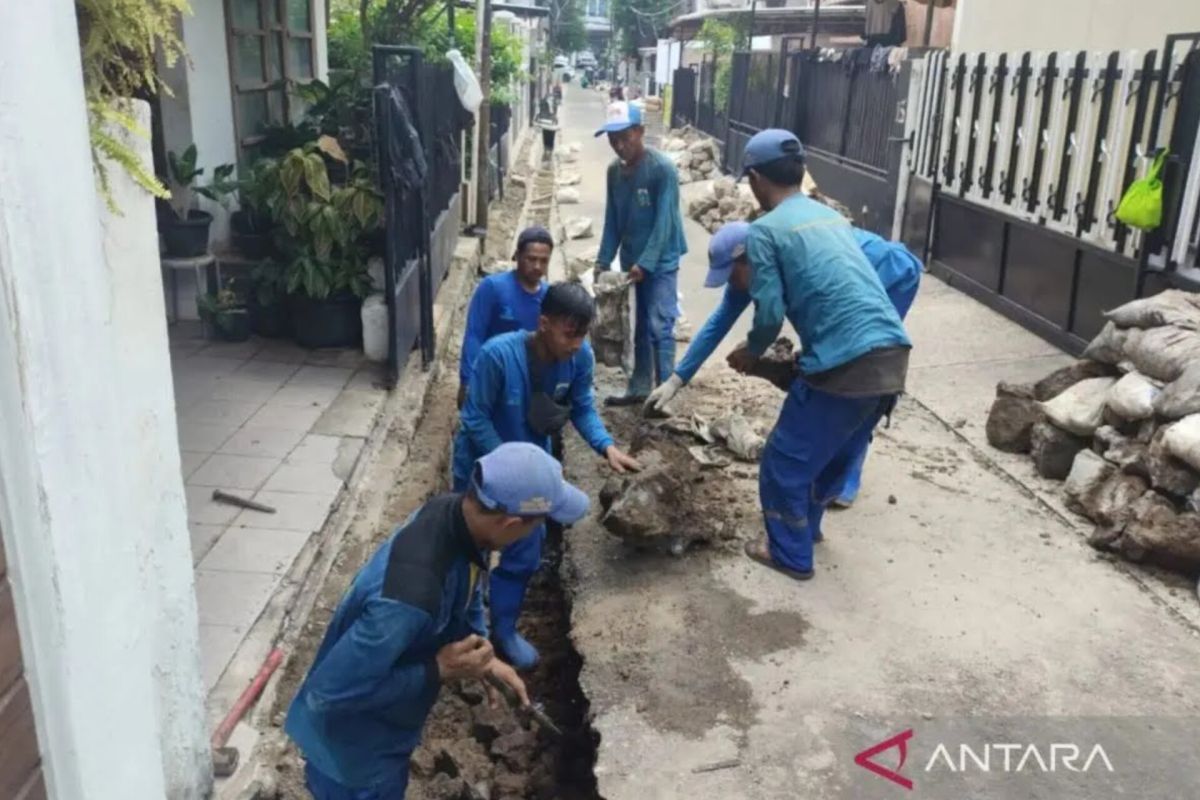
986, 290, 1200, 575
661, 126, 722, 185
687, 176, 761, 233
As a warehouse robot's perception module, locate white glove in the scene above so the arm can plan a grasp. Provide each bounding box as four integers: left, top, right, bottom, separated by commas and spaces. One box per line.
644, 373, 685, 415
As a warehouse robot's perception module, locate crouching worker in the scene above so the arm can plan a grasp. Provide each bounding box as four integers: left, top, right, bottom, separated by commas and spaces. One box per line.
286, 442, 588, 799
453, 282, 640, 669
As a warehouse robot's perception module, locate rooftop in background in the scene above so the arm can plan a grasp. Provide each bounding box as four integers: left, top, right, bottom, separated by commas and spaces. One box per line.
669, 1, 866, 40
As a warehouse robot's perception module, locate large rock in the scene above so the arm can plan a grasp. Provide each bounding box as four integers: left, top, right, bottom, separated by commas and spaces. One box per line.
1033, 360, 1118, 402
1119, 491, 1200, 571
1134, 425, 1200, 498
1030, 422, 1089, 480
564, 216, 593, 239
1063, 450, 1116, 518
1092, 425, 1147, 471
986, 382, 1040, 453
1080, 471, 1149, 528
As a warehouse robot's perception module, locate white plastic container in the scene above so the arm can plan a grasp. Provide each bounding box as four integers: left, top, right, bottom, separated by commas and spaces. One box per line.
447, 50, 483, 113
362, 293, 389, 363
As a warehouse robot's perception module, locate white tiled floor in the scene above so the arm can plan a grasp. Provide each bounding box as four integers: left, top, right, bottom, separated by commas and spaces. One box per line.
170, 323, 383, 692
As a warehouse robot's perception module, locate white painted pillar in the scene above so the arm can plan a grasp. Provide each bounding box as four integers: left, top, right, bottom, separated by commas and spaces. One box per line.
0, 3, 210, 799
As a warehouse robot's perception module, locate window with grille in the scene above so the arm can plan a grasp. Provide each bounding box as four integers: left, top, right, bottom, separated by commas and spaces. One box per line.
226, 0, 316, 160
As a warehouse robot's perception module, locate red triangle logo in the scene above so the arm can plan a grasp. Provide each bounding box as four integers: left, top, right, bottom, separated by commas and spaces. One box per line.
854, 728, 915, 791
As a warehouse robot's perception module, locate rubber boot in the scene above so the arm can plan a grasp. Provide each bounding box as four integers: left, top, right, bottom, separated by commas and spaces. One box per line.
489, 570, 539, 669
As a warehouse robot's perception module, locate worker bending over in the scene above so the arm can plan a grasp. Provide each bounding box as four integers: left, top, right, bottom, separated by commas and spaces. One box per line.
647, 220, 921, 507
454, 282, 639, 668
286, 443, 586, 799
594, 100, 688, 406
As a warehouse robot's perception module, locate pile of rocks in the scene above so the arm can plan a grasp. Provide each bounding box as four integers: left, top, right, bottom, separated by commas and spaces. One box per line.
686, 175, 760, 233
986, 290, 1200, 575
661, 126, 722, 184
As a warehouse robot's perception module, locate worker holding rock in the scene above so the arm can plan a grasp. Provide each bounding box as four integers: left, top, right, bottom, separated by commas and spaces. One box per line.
646, 219, 921, 507
594, 100, 688, 407
682, 129, 909, 580
286, 442, 587, 800
454, 282, 640, 668
458, 226, 554, 410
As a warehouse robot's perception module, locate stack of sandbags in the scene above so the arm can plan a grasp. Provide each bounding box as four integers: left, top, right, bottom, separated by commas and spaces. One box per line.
661, 126, 721, 184
686, 176, 760, 233
985, 290, 1200, 575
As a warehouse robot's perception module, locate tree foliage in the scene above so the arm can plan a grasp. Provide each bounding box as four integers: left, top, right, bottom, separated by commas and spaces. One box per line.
611, 0, 676, 57
547, 0, 586, 55
75, 0, 190, 209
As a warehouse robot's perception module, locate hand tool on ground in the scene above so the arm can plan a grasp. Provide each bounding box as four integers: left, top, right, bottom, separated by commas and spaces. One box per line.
484, 672, 564, 739
211, 489, 276, 513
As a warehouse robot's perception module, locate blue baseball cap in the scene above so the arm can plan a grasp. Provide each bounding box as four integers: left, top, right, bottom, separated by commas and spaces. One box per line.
706, 221, 752, 288
742, 129, 806, 176
595, 101, 643, 137
471, 442, 590, 524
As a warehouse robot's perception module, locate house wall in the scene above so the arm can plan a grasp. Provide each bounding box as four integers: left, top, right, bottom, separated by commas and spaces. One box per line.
952, 0, 1200, 53
0, 5, 210, 798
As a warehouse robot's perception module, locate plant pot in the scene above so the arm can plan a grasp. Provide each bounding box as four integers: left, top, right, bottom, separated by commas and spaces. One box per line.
161, 210, 213, 258
233, 231, 273, 260
213, 308, 252, 342
250, 298, 290, 339
288, 291, 363, 349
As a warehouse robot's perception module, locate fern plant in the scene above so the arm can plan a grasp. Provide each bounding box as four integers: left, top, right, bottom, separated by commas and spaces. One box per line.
75, 0, 191, 210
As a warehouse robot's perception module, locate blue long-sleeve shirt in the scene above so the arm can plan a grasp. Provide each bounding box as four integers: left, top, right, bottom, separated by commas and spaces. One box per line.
745, 195, 910, 374
459, 270, 547, 385
285, 494, 486, 788
675, 227, 922, 383
452, 331, 614, 483
597, 149, 688, 274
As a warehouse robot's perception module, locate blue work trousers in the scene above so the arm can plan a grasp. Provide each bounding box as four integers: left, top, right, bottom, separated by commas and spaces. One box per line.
760, 380, 893, 572
630, 268, 679, 396
305, 762, 408, 800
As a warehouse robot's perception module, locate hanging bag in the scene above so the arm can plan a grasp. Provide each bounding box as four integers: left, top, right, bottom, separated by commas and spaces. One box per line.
1115, 150, 1168, 231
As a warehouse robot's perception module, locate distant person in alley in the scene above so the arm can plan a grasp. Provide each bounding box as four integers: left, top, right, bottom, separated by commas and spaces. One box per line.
454, 282, 640, 669
286, 443, 588, 799
645, 220, 921, 507
458, 226, 554, 409
594, 100, 688, 406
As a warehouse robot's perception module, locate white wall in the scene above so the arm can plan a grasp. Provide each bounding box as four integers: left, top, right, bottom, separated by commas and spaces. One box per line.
0, 5, 210, 799
953, 0, 1200, 53
315, 0, 330, 80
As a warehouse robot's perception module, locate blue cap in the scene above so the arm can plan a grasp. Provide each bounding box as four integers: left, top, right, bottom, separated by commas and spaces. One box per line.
706, 221, 752, 288
471, 442, 590, 524
595, 101, 643, 137
742, 129, 805, 176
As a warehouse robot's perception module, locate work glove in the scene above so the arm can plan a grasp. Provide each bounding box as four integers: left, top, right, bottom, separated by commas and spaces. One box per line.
644, 373, 685, 416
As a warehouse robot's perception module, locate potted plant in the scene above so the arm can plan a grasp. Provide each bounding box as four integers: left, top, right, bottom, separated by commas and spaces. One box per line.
248, 259, 290, 338
270, 143, 382, 349
197, 286, 252, 342
161, 144, 235, 257
230, 159, 280, 260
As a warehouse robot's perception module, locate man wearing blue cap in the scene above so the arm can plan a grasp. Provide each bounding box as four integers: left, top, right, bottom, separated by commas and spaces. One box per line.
286, 442, 587, 800
645, 219, 921, 507
458, 225, 554, 409
594, 100, 689, 406
454, 282, 640, 668
719, 129, 910, 581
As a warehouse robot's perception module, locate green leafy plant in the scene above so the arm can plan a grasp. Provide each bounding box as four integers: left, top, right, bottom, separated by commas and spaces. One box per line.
166, 144, 235, 220
196, 286, 249, 334
249, 259, 289, 307
75, 0, 190, 210
269, 143, 383, 300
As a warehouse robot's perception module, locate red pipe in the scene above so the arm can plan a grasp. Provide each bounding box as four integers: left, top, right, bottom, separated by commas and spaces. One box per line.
211, 647, 284, 749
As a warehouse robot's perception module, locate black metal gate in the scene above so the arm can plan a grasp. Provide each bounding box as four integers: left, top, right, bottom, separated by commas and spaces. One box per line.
670, 67, 697, 129
696, 56, 727, 146
373, 45, 467, 382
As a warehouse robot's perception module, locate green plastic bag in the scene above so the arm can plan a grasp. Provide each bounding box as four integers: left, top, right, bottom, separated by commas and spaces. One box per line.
1115, 150, 1167, 231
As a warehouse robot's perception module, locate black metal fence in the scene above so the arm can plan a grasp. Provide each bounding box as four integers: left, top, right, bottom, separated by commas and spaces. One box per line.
670, 67, 696, 129
696, 57, 728, 145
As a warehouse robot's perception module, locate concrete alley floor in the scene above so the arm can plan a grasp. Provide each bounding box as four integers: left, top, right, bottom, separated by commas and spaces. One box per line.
556, 86, 1200, 799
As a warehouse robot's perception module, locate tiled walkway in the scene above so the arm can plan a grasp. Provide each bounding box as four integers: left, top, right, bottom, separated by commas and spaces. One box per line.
169, 323, 387, 691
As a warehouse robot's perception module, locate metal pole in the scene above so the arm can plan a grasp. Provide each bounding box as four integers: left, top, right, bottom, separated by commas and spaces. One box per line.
923, 0, 935, 47
747, 0, 758, 50
809, 0, 821, 49
474, 0, 493, 230
448, 0, 456, 46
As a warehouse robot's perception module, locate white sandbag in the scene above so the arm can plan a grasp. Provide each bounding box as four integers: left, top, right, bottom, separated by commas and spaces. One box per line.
557, 187, 580, 204
1121, 325, 1200, 382
1156, 361, 1200, 419
1105, 290, 1200, 330
1039, 376, 1117, 436
565, 217, 594, 239
1162, 415, 1200, 472
446, 50, 483, 112
1082, 321, 1130, 365
1105, 371, 1161, 420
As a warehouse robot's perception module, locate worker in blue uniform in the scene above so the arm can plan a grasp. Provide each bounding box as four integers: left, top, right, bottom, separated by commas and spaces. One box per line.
593, 100, 688, 407
453, 282, 640, 668
458, 226, 554, 408
286, 442, 588, 800
646, 221, 921, 507
714, 130, 911, 580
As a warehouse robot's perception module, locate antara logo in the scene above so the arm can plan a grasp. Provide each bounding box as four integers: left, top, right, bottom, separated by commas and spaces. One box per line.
854, 729, 1115, 791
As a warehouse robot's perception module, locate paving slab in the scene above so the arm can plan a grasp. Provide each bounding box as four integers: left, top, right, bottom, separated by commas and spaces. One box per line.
232, 490, 338, 533
218, 425, 308, 459
198, 527, 310, 575
188, 454, 280, 491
